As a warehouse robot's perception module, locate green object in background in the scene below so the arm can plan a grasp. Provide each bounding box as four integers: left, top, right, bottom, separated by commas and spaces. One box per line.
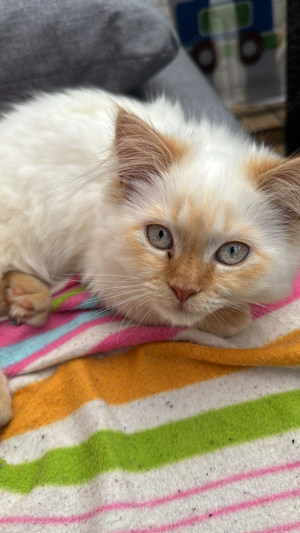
218, 32, 281, 61
263, 32, 282, 50
200, 2, 252, 36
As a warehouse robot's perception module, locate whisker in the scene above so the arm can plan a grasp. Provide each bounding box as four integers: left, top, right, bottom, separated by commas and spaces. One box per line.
107, 290, 153, 326
114, 295, 151, 338
216, 308, 241, 332
132, 301, 158, 333
120, 295, 154, 332
66, 287, 146, 313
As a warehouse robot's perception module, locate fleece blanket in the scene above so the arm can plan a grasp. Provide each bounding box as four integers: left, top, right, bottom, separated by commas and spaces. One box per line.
0, 272, 300, 532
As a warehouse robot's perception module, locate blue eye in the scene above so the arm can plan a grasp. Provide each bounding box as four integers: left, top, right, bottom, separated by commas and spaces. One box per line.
216, 242, 249, 265
147, 225, 173, 250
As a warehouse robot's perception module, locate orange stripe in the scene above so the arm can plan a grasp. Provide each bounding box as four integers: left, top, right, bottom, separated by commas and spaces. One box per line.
3, 329, 299, 443
184, 329, 300, 367
0, 343, 240, 442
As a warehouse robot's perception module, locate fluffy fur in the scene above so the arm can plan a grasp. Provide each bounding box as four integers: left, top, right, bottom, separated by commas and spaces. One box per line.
1, 88, 300, 425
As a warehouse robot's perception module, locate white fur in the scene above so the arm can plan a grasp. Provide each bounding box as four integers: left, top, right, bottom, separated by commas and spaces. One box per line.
0, 88, 299, 328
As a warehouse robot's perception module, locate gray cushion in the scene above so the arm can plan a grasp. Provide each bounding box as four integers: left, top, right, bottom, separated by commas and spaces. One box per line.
0, 0, 179, 104
141, 48, 247, 138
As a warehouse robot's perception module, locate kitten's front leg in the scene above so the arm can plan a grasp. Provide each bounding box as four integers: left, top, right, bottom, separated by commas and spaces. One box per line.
1, 271, 51, 326
197, 305, 252, 337
0, 369, 12, 427
0, 277, 8, 316
0, 271, 52, 428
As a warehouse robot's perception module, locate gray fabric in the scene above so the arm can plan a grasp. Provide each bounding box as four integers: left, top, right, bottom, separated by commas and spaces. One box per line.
0, 0, 179, 104
141, 48, 246, 137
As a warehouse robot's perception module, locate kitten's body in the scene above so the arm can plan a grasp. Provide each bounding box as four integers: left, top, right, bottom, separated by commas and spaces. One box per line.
1, 88, 300, 425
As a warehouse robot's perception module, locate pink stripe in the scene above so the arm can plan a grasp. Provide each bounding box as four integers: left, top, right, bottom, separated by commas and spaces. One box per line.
4, 314, 120, 376
92, 325, 183, 353
0, 460, 299, 527
250, 521, 300, 533
109, 487, 300, 533
0, 311, 86, 350
0, 279, 91, 350
60, 277, 81, 291
1, 487, 299, 530
251, 269, 300, 319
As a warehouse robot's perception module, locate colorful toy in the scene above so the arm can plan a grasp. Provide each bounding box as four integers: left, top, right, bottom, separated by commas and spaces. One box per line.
174, 0, 282, 73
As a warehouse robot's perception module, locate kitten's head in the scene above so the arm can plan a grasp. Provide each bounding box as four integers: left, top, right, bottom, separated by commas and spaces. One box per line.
89, 107, 300, 331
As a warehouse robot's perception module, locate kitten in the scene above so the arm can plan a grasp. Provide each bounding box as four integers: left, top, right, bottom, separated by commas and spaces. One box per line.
0, 272, 51, 427
1, 88, 300, 425
1, 88, 300, 333
0, 370, 12, 428
0, 275, 14, 427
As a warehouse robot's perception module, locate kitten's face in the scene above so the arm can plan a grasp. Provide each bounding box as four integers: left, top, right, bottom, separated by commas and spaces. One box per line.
91, 109, 300, 329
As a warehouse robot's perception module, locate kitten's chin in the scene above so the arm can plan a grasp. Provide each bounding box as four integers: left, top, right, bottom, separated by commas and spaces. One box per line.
146, 305, 205, 329
112, 300, 202, 328
152, 304, 252, 336
102, 291, 202, 328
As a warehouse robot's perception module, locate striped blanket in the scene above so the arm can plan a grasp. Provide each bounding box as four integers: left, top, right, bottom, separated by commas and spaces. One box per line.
0, 272, 300, 532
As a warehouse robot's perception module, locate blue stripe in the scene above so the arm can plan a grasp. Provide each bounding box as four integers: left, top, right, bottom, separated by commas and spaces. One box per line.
76, 296, 103, 310
0, 308, 112, 368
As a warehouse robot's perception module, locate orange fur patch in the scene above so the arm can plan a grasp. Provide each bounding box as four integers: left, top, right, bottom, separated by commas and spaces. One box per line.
247, 155, 300, 223
125, 229, 154, 270
114, 108, 189, 190
161, 134, 190, 162
246, 154, 283, 184
166, 253, 213, 293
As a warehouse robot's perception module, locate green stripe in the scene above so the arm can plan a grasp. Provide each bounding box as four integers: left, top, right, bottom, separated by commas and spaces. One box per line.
263, 33, 282, 51
50, 285, 87, 312
1, 389, 300, 494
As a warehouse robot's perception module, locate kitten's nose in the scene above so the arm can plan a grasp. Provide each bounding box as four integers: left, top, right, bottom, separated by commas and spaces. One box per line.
170, 285, 197, 303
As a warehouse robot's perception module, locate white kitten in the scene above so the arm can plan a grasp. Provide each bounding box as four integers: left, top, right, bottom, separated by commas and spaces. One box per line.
0, 88, 300, 335
1, 87, 300, 426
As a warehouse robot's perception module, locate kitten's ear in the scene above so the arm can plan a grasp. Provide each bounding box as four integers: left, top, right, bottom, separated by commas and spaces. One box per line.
114, 107, 188, 189
250, 156, 300, 223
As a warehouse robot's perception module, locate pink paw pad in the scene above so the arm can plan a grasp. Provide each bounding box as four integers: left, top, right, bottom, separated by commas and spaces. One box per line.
20, 300, 34, 310
14, 287, 25, 296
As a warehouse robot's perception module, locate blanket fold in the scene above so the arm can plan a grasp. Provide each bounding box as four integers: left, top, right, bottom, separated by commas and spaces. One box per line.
2, 269, 300, 377
1, 272, 300, 532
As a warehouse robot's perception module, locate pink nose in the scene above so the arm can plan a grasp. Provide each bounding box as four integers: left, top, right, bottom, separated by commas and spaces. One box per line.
170, 285, 197, 303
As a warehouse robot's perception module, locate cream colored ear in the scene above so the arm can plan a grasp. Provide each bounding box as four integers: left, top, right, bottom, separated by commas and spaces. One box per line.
114, 107, 188, 189
250, 156, 300, 223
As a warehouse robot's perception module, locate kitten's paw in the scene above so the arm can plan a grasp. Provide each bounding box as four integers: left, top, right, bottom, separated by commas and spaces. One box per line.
197, 305, 252, 337
3, 271, 51, 327
0, 371, 12, 427
0, 398, 12, 427
0, 401, 12, 427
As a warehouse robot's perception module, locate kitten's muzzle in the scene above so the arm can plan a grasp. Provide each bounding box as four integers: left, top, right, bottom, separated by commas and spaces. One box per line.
169, 284, 198, 304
